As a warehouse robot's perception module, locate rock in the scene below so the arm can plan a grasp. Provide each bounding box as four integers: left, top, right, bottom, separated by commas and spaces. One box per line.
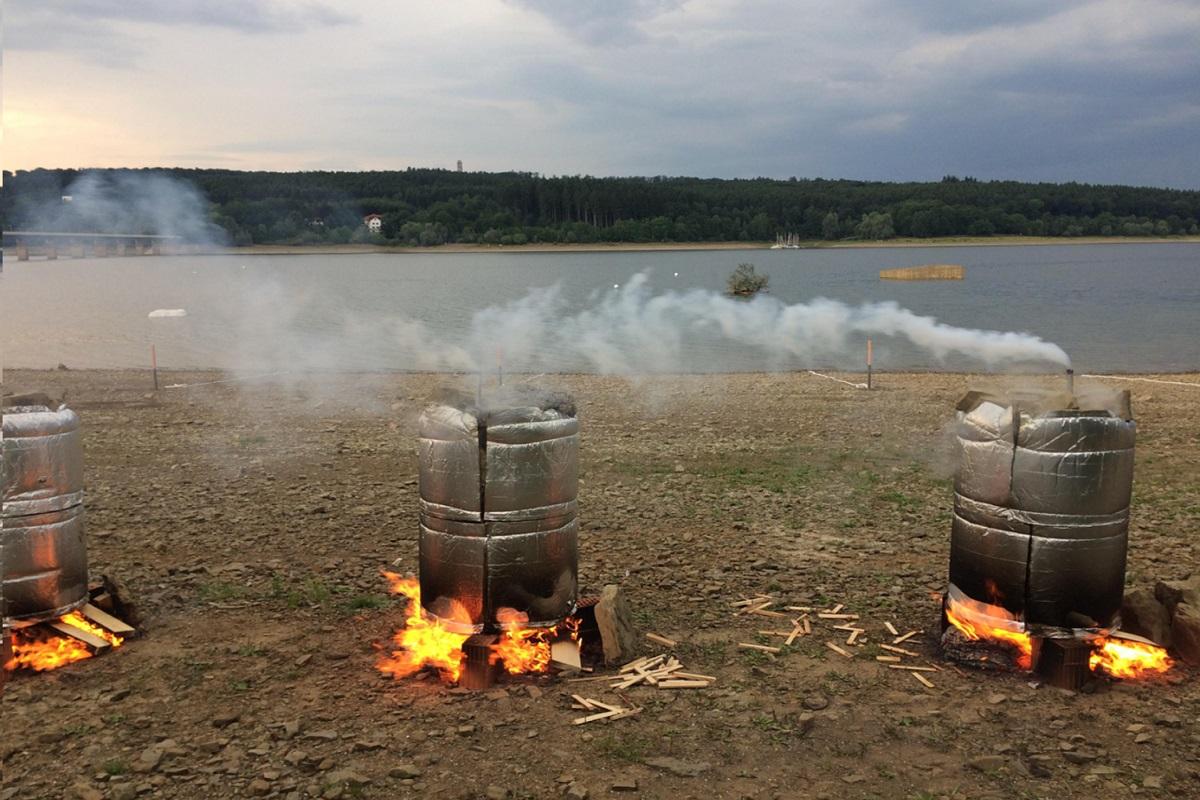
248, 779, 272, 795
1155, 576, 1200, 615
284, 749, 309, 767
326, 770, 370, 788
212, 712, 241, 728
1143, 775, 1164, 789
644, 757, 711, 777
110, 784, 138, 800
135, 746, 164, 773
389, 764, 422, 779
69, 785, 102, 800
485, 786, 509, 800
802, 693, 829, 711
565, 783, 589, 799
1063, 750, 1098, 764
1170, 603, 1200, 664
967, 755, 1007, 772
611, 776, 639, 792
595, 584, 639, 665
1121, 587, 1172, 646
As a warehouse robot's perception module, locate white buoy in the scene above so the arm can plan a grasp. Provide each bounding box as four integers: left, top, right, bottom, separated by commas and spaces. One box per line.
148, 309, 188, 319
613, 283, 620, 289
674, 272, 679, 277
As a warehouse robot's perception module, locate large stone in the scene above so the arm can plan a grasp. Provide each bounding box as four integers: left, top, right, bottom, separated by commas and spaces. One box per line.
594, 584, 639, 665
1170, 603, 1200, 665
1154, 575, 1200, 616
644, 757, 711, 777
1121, 586, 1172, 646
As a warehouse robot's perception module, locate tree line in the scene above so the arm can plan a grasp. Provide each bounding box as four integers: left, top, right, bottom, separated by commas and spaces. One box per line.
3, 167, 1199, 246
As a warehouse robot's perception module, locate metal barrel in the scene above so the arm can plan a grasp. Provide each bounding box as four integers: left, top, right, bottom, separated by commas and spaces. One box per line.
1, 406, 89, 622
949, 391, 1135, 634
417, 396, 579, 633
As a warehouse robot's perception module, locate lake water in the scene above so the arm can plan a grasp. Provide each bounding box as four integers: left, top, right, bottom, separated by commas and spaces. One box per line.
2, 243, 1197, 374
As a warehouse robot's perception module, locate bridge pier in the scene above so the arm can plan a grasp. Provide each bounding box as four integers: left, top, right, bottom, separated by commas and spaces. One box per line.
16, 243, 29, 261
46, 245, 58, 260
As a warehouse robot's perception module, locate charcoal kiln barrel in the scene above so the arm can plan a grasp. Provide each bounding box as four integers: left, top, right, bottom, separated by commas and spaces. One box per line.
417, 390, 578, 633
949, 389, 1135, 635
1, 405, 89, 623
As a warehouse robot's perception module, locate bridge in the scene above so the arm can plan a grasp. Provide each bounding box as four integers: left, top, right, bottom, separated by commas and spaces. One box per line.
2, 230, 189, 260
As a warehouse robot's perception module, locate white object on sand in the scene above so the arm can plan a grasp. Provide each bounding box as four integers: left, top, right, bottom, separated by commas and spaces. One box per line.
148, 309, 188, 318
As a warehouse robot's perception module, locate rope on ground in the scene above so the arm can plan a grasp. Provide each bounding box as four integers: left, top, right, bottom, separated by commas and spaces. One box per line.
1081, 374, 1200, 388
163, 371, 285, 389
807, 370, 868, 389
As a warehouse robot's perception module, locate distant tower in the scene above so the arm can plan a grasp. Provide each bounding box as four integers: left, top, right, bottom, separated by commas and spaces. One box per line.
456, 160, 463, 173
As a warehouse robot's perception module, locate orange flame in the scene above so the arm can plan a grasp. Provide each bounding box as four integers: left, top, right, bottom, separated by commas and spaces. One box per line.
377, 573, 471, 681
944, 594, 1034, 670
4, 611, 124, 673
1089, 636, 1173, 679
376, 573, 582, 682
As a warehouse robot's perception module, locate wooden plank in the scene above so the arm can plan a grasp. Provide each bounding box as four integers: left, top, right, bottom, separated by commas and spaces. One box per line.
645, 632, 677, 648
883, 622, 899, 637
892, 631, 920, 645
738, 642, 781, 654
81, 603, 135, 636
817, 613, 859, 620
875, 655, 902, 663
48, 621, 111, 653
551, 640, 581, 671
573, 709, 622, 725
887, 665, 937, 672
674, 671, 718, 681
658, 680, 710, 689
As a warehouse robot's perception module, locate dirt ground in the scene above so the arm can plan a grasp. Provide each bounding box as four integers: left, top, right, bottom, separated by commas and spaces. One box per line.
2, 368, 1197, 800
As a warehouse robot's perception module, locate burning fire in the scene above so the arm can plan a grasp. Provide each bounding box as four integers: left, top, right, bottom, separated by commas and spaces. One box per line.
944, 594, 1034, 670
378, 572, 471, 681
377, 573, 581, 682
4, 611, 125, 673
1089, 636, 1173, 679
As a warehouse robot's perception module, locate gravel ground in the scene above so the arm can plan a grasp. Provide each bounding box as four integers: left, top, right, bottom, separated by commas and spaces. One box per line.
2, 368, 1198, 800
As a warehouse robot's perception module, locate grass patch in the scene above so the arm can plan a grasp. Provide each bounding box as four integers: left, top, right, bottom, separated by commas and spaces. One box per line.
198, 581, 243, 602
595, 732, 652, 763
103, 760, 130, 776
342, 594, 390, 613
269, 574, 334, 608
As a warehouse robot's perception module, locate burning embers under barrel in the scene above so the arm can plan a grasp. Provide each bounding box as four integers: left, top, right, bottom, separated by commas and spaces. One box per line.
378, 387, 581, 688
942, 380, 1171, 685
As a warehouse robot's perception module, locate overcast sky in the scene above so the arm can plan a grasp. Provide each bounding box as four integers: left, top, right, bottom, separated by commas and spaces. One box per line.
5, 0, 1199, 187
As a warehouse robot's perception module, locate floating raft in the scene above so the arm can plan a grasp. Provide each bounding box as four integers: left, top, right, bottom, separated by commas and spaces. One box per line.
879, 264, 965, 281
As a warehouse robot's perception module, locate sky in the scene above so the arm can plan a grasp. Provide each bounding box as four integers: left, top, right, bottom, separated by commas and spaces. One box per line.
4, 0, 1199, 187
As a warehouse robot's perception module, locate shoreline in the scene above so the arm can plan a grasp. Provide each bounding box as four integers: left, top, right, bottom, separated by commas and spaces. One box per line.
206, 235, 1200, 256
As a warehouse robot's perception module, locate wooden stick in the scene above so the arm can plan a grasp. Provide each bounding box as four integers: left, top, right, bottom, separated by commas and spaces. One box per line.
824, 642, 853, 658
674, 672, 718, 681
829, 604, 844, 614
875, 655, 902, 663
879, 644, 920, 657
658, 680, 711, 689
573, 709, 623, 725
887, 665, 937, 672
646, 632, 677, 648
738, 642, 781, 654
785, 624, 803, 647
802, 616, 811, 635
883, 622, 899, 637
738, 600, 775, 616
784, 606, 812, 612
846, 629, 863, 645
731, 596, 772, 608
892, 631, 920, 645
620, 654, 664, 674
912, 672, 935, 689
749, 608, 789, 618
48, 621, 111, 652
817, 613, 859, 620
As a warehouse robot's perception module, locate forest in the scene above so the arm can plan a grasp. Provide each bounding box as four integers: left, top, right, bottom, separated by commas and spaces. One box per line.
3, 167, 1199, 247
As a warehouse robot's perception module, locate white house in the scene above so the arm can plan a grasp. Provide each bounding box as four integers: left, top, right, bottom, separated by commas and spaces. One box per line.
363, 213, 383, 234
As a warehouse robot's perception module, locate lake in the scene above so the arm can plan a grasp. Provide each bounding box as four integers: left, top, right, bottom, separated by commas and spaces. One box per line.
2, 243, 1197, 374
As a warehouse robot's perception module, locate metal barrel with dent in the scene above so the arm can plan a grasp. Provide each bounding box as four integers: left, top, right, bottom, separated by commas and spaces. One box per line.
949, 389, 1135, 635
417, 398, 578, 633
1, 405, 90, 622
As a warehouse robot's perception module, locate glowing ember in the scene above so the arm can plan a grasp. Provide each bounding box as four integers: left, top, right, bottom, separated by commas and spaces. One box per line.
377, 573, 582, 682
944, 594, 1034, 670
377, 572, 471, 681
4, 611, 124, 673
1090, 636, 1173, 679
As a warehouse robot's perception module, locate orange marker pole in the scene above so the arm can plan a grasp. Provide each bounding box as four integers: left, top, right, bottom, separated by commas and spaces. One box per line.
866, 339, 873, 390
151, 344, 159, 391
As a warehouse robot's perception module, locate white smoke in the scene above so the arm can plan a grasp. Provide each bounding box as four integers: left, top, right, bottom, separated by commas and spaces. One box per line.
228, 271, 1069, 376
14, 170, 227, 245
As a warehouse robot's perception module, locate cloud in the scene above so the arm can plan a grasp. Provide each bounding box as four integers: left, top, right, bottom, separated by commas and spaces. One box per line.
505, 0, 684, 44
12, 0, 354, 34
